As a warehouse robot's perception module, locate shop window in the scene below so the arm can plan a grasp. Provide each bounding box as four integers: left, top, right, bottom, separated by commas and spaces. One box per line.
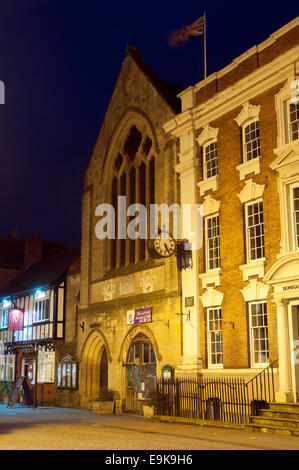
0, 354, 15, 381
37, 351, 55, 383
56, 361, 79, 389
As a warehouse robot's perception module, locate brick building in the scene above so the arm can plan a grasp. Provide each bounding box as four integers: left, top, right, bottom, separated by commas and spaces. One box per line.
164, 16, 299, 402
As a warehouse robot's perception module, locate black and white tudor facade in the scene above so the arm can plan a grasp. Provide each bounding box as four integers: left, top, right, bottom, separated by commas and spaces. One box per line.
0, 247, 80, 405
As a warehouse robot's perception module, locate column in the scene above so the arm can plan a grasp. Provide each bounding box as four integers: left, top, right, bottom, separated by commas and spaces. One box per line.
275, 299, 294, 402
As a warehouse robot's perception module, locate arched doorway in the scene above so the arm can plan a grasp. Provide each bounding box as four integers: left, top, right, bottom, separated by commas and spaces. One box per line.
125, 333, 156, 414
100, 348, 108, 395
80, 330, 111, 404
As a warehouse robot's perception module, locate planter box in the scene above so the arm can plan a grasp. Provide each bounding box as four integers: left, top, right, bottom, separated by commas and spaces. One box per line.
92, 401, 115, 415
143, 405, 155, 419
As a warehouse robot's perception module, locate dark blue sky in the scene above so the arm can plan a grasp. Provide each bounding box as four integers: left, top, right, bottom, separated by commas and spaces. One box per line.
0, 1, 297, 248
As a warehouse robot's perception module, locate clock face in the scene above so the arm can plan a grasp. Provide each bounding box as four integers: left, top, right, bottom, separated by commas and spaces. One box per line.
154, 232, 176, 257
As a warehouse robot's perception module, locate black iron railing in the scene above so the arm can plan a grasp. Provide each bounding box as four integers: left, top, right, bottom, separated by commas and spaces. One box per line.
156, 362, 278, 425
245, 359, 278, 415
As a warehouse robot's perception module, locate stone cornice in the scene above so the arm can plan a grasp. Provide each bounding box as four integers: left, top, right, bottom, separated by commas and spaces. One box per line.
193, 47, 299, 129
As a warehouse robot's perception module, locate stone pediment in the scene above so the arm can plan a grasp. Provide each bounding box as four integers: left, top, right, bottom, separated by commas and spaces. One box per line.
264, 253, 299, 284
271, 141, 299, 175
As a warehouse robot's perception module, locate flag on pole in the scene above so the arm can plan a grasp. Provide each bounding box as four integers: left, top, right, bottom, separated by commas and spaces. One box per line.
168, 15, 204, 47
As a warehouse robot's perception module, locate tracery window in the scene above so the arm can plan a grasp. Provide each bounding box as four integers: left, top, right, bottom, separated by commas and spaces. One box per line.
110, 125, 155, 269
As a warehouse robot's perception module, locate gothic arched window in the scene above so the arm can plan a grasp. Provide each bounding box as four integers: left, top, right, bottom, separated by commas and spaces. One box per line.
110, 125, 155, 270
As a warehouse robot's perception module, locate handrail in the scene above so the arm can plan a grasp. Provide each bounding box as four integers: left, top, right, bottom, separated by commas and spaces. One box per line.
245, 359, 279, 387
245, 358, 279, 406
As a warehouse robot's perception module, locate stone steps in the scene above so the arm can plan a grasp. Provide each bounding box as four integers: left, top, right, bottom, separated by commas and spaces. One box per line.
244, 402, 299, 436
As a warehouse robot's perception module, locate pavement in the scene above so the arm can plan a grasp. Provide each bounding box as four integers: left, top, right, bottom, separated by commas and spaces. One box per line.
1, 404, 299, 451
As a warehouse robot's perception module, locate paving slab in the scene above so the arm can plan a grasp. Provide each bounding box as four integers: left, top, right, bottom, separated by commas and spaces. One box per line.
1, 404, 299, 450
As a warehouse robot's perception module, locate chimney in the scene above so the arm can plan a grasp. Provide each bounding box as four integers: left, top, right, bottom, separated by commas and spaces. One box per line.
24, 230, 43, 267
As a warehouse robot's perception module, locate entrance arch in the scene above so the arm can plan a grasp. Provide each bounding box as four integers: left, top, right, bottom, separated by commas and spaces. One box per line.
125, 332, 156, 414
80, 329, 111, 403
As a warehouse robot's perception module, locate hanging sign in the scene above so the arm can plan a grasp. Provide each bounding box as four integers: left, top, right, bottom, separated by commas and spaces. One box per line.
127, 307, 152, 325
8, 308, 24, 330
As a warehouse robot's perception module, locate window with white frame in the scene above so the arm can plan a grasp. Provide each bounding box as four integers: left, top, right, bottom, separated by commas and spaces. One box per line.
243, 120, 261, 162
205, 214, 220, 270
249, 301, 269, 366
245, 200, 265, 262
207, 307, 223, 367
291, 184, 299, 250
288, 101, 299, 142
204, 141, 218, 179
0, 354, 15, 381
37, 351, 55, 383
0, 309, 9, 329
33, 298, 50, 322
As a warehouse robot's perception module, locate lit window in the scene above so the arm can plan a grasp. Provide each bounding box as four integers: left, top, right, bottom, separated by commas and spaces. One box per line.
207, 308, 223, 367
37, 351, 55, 383
0, 309, 9, 329
289, 101, 299, 142
56, 361, 79, 389
205, 215, 220, 270
0, 354, 15, 381
204, 142, 218, 179
246, 200, 265, 261
243, 120, 261, 162
249, 302, 269, 366
33, 298, 50, 322
292, 184, 299, 250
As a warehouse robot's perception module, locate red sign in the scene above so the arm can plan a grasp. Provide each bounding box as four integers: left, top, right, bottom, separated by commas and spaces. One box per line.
8, 308, 24, 330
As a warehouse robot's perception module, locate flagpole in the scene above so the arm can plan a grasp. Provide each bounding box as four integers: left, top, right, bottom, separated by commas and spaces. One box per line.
204, 12, 207, 79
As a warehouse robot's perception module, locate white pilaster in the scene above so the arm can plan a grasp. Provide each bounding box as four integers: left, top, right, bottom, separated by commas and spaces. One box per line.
275, 299, 294, 402
175, 129, 202, 375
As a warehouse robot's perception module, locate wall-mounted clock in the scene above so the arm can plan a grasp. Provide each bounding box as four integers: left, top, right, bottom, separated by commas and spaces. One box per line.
153, 231, 176, 258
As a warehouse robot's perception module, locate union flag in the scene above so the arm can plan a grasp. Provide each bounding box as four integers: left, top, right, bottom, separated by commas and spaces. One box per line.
168, 15, 205, 46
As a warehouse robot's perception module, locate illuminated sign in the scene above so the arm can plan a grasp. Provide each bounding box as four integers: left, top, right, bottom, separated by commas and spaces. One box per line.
8, 308, 24, 330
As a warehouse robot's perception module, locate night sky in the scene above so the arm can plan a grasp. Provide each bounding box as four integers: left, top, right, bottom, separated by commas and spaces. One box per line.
0, 1, 297, 248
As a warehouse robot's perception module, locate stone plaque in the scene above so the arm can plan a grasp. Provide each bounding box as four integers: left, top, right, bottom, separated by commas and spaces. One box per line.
120, 275, 135, 296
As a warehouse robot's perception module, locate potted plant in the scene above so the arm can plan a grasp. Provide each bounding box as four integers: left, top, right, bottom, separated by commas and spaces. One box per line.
143, 390, 156, 419
92, 389, 116, 415
0, 381, 13, 404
